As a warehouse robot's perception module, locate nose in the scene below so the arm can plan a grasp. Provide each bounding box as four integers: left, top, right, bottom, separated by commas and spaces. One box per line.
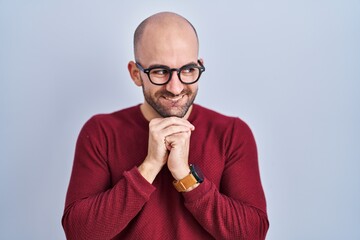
165, 71, 184, 95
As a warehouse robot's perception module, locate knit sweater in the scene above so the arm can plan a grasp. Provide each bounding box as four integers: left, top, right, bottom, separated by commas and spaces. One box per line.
62, 104, 269, 240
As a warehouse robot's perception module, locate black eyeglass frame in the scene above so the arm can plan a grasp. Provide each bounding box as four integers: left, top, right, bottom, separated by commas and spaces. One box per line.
135, 60, 205, 86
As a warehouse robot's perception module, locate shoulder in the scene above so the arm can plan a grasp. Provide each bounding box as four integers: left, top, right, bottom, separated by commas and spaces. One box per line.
192, 104, 255, 143
86, 105, 141, 126
192, 104, 250, 129
80, 105, 144, 135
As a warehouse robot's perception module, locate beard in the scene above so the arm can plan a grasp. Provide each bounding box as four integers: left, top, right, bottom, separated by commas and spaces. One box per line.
142, 85, 198, 118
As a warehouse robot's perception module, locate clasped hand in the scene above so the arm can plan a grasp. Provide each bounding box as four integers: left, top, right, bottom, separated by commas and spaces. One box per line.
145, 117, 195, 181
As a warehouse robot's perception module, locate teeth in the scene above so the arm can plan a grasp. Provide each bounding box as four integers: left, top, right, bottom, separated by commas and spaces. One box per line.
165, 95, 183, 101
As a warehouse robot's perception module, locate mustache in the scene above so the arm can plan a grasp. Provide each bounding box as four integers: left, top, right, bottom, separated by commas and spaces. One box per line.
157, 90, 191, 98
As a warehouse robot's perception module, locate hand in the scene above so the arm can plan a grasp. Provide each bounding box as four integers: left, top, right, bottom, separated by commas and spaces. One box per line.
164, 120, 195, 180
138, 117, 194, 183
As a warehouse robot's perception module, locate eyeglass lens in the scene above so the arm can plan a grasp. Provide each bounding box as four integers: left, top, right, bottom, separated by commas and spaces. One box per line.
149, 66, 200, 84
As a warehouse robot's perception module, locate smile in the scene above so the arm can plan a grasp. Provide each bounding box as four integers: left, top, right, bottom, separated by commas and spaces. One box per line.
163, 95, 185, 102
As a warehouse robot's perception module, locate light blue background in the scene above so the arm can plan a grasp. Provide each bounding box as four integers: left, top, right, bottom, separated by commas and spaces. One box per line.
1, 1, 359, 239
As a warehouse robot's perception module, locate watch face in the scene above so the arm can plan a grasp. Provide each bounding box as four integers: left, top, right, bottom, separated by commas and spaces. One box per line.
190, 164, 204, 183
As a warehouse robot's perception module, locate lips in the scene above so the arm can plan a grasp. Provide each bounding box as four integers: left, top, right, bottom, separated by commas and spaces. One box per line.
163, 95, 184, 102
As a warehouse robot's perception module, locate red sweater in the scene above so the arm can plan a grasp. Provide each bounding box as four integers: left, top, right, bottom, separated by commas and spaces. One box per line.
62, 104, 269, 239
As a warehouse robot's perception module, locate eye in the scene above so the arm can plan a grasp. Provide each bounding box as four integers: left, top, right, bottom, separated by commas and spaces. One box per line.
150, 68, 169, 77
181, 66, 197, 75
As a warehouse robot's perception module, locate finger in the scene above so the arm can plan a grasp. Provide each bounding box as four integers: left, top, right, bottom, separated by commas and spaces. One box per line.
150, 125, 191, 145
150, 117, 195, 131
164, 131, 191, 149
162, 125, 193, 138
165, 130, 192, 139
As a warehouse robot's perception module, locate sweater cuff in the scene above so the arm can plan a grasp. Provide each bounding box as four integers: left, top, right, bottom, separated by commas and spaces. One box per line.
123, 167, 156, 199
182, 178, 212, 203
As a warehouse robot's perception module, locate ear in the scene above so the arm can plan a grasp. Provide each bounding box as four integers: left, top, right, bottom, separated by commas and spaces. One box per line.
198, 58, 204, 65
128, 61, 142, 87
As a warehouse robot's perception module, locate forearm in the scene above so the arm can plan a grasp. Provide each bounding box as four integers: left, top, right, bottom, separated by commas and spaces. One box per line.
183, 179, 269, 240
62, 167, 155, 240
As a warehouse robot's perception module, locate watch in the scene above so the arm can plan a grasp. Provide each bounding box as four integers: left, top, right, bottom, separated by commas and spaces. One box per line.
173, 164, 204, 192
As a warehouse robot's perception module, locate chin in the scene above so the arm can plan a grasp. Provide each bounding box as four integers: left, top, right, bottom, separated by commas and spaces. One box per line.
157, 106, 190, 118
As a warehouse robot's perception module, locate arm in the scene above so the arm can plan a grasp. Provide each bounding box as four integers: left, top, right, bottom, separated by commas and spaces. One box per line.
183, 118, 269, 239
62, 118, 156, 240
62, 116, 195, 239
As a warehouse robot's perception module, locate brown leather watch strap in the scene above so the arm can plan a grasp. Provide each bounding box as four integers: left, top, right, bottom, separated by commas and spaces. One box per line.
172, 174, 198, 192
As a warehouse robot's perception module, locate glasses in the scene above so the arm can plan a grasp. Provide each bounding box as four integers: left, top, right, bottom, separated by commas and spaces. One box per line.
135, 60, 205, 85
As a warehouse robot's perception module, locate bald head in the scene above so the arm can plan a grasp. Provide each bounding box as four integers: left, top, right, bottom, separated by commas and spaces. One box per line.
133, 12, 199, 62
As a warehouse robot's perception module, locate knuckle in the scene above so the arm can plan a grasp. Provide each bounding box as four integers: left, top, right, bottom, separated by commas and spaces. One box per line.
168, 117, 177, 124
149, 118, 158, 126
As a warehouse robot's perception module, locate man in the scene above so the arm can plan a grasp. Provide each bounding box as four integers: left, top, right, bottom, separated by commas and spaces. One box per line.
62, 12, 269, 239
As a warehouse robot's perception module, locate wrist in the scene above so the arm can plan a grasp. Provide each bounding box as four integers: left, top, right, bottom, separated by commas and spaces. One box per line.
171, 166, 191, 181
172, 164, 204, 192
138, 160, 164, 184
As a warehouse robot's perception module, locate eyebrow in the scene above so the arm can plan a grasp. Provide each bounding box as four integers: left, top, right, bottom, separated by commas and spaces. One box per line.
147, 61, 198, 69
